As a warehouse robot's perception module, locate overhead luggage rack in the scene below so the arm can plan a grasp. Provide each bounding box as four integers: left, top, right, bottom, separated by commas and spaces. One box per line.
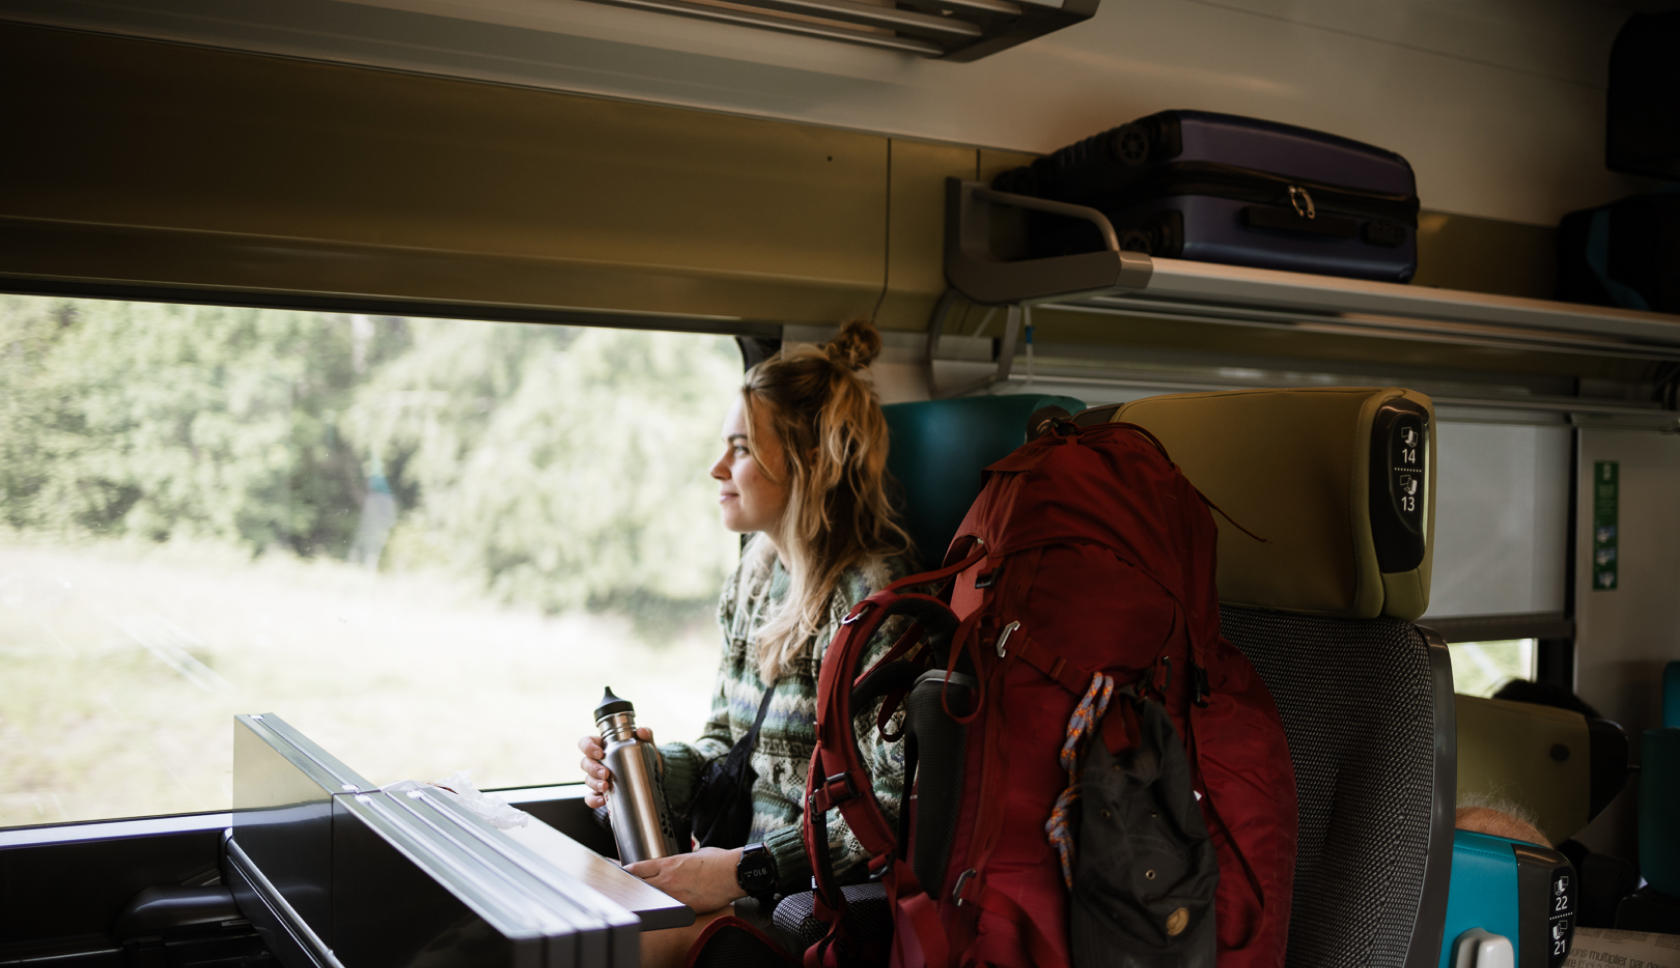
578, 0, 1095, 59
937, 179, 1680, 418
943, 179, 1680, 359
940, 181, 1680, 423
1054, 262, 1680, 362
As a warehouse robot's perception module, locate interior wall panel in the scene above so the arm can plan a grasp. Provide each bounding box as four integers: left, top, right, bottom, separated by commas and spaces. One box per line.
1411, 213, 1558, 298
0, 22, 891, 324
1420, 422, 1571, 620
1571, 429, 1680, 862
876, 139, 979, 332
0, 0, 1652, 227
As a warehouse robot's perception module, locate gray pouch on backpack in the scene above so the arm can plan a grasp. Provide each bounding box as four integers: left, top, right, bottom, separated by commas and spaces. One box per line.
1071, 692, 1219, 968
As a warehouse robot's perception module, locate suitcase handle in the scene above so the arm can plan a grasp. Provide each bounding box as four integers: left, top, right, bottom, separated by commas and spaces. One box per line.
1241, 203, 1359, 239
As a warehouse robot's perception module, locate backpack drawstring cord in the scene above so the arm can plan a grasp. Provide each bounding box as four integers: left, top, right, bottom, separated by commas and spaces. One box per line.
1045, 671, 1115, 889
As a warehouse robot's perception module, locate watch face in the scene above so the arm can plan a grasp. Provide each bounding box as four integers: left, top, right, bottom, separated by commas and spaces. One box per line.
739, 845, 774, 893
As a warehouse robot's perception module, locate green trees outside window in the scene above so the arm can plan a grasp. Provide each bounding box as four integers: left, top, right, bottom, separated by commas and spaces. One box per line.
0, 295, 741, 826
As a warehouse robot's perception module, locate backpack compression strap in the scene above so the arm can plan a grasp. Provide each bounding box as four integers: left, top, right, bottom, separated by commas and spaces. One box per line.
799, 581, 971, 968
804, 591, 961, 865
802, 545, 985, 869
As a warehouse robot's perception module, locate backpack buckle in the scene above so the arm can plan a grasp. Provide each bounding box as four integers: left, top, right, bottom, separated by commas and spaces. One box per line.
1153, 656, 1173, 694
951, 868, 978, 906
818, 771, 861, 808
841, 603, 874, 625
866, 852, 895, 880
995, 621, 1021, 658
1190, 664, 1211, 708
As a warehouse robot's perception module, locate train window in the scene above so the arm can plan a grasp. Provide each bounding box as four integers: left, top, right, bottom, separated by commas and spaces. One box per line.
1446, 638, 1537, 697
1422, 422, 1571, 622
0, 294, 743, 827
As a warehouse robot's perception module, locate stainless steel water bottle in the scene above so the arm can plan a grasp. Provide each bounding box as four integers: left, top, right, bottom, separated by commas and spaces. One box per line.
593, 687, 677, 864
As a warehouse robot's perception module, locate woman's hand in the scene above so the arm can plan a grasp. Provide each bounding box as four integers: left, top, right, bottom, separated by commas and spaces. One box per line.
625, 847, 745, 914
576, 728, 658, 810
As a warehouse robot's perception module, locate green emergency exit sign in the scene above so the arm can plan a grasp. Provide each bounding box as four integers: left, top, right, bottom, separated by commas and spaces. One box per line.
1593, 461, 1618, 591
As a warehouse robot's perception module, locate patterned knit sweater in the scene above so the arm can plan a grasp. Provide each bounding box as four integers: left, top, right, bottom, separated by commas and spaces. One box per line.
658, 544, 911, 895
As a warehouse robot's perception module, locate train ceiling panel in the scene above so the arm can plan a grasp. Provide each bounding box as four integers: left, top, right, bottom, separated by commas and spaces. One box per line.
569, 0, 1096, 59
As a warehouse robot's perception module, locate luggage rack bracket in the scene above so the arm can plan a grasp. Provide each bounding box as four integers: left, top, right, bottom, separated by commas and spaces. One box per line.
942, 178, 1153, 307
933, 178, 1151, 398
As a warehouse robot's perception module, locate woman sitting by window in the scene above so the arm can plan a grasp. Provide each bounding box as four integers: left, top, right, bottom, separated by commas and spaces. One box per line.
577, 317, 914, 966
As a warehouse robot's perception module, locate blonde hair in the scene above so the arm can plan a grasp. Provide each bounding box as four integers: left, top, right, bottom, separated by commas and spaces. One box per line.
740, 317, 911, 682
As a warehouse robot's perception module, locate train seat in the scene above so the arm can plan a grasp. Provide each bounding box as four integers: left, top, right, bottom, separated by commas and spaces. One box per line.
1645, 659, 1680, 929
1644, 661, 1680, 929
881, 393, 1085, 570
1445, 648, 1639, 929
1439, 830, 1575, 968
1102, 386, 1595, 968
1623, 724, 1680, 931
1454, 694, 1630, 848
1097, 387, 1456, 968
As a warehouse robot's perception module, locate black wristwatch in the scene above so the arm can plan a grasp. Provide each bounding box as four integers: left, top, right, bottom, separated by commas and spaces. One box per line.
736, 842, 778, 902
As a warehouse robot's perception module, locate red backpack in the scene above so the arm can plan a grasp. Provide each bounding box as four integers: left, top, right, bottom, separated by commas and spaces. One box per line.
800, 419, 1297, 968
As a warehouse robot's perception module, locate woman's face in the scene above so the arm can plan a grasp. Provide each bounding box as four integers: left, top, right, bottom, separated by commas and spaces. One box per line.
711, 397, 791, 536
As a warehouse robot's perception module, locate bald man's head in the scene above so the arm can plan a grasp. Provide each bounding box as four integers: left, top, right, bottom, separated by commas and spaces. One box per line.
1455, 805, 1550, 847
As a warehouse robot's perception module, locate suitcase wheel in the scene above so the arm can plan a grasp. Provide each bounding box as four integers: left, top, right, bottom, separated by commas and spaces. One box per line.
1109, 123, 1151, 167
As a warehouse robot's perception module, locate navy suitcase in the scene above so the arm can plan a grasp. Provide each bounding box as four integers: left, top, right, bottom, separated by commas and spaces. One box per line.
1556, 191, 1680, 314
995, 110, 1420, 282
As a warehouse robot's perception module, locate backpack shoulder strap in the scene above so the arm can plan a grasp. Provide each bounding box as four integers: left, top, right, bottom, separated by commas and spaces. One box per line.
800, 585, 962, 870
800, 582, 965, 968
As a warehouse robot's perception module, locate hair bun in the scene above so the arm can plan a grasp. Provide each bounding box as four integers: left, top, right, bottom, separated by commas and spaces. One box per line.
824, 317, 882, 372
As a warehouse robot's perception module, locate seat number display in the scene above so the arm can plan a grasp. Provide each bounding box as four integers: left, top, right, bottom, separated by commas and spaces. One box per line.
1368, 401, 1430, 574
1549, 866, 1575, 967
1387, 417, 1426, 533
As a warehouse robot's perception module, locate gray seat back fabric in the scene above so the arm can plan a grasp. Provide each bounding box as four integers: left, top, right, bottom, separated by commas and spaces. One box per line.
769, 883, 891, 955
1219, 606, 1456, 968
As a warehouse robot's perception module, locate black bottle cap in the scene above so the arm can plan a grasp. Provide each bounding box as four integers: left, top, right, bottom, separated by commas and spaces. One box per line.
594, 687, 634, 721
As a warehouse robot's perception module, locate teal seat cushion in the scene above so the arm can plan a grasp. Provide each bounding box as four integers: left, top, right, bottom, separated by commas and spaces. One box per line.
883, 394, 1084, 570
1641, 727, 1680, 897
1441, 830, 1522, 968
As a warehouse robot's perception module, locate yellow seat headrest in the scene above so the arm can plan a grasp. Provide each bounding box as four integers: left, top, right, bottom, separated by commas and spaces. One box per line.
1109, 387, 1435, 621
1456, 695, 1590, 845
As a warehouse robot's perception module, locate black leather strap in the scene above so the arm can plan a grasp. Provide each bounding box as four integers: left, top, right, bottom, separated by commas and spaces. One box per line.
744, 681, 776, 746
691, 681, 778, 850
